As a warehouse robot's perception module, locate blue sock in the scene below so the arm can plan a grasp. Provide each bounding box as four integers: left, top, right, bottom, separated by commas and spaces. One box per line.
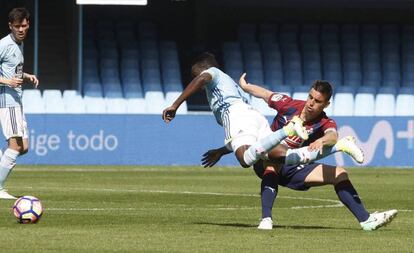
335, 180, 370, 222
261, 171, 279, 218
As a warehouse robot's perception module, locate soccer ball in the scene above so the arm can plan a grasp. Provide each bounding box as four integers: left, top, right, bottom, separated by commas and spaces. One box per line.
12, 196, 43, 224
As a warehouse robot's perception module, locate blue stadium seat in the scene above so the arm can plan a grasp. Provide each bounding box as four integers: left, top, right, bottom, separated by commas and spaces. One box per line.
238, 23, 257, 42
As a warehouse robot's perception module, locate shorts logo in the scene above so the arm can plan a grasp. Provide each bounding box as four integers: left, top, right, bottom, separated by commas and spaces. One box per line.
271, 94, 284, 102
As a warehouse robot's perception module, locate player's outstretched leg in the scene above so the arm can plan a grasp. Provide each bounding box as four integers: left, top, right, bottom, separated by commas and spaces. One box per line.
360, 209, 398, 231
243, 116, 308, 166
0, 149, 19, 200
285, 135, 364, 165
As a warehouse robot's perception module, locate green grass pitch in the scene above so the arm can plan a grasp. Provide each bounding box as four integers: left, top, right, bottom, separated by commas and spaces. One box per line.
0, 166, 413, 253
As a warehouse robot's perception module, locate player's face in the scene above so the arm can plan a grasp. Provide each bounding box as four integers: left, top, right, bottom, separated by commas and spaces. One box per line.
191, 64, 204, 78
9, 19, 30, 43
304, 88, 330, 119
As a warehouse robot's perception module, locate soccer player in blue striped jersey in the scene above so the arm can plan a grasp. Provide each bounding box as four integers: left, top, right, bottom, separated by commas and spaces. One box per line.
163, 52, 309, 170
0, 7, 39, 199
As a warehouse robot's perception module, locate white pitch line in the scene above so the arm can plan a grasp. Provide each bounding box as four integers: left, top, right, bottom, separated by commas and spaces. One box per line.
16, 186, 344, 210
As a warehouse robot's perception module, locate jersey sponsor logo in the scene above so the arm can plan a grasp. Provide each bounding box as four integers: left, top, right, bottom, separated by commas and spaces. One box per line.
271, 94, 284, 102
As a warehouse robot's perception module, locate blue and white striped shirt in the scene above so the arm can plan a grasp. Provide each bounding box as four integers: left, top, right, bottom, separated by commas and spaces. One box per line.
0, 34, 24, 108
201, 67, 250, 126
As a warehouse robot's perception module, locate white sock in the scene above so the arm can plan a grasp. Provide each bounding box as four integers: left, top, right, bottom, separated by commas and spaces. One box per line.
0, 149, 19, 189
243, 128, 288, 166
285, 145, 338, 165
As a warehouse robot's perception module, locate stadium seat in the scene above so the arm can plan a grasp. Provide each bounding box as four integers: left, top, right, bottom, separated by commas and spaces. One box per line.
106, 98, 127, 114
65, 95, 86, 114
43, 89, 65, 113
374, 87, 397, 116
126, 98, 146, 114
292, 85, 309, 100
22, 89, 45, 113
354, 86, 376, 116
332, 86, 355, 116
395, 87, 414, 116
145, 91, 165, 114
84, 95, 107, 113
63, 90, 80, 101
165, 91, 187, 114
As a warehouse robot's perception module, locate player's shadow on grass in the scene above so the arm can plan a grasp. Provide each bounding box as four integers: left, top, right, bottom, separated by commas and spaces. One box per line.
195, 222, 352, 230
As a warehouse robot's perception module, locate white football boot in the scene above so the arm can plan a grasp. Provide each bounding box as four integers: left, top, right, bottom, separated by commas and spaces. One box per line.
0, 189, 17, 200
258, 217, 273, 230
283, 116, 309, 140
360, 209, 398, 231
336, 136, 365, 164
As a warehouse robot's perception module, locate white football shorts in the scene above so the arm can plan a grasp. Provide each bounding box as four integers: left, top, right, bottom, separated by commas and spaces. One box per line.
0, 106, 28, 140
223, 102, 272, 152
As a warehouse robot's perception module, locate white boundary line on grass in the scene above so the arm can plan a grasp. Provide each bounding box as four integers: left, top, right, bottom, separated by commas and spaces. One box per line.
19, 186, 344, 210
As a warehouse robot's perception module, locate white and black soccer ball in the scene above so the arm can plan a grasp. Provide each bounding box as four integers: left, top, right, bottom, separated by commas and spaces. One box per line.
12, 196, 43, 224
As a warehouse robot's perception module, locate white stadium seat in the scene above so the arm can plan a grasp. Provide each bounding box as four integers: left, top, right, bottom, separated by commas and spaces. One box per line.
65, 95, 86, 113
375, 93, 395, 116
84, 96, 107, 113
63, 90, 80, 101
43, 89, 65, 113
354, 93, 375, 116
145, 91, 165, 114
126, 98, 146, 114
165, 91, 187, 114
333, 93, 354, 116
354, 87, 376, 116
395, 87, 414, 116
22, 89, 45, 113
106, 98, 127, 114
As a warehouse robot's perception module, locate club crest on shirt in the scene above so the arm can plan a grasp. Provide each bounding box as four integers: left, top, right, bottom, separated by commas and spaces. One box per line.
271, 94, 284, 102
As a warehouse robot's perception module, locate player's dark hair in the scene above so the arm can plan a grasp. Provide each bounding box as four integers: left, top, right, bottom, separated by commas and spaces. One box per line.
311, 80, 333, 101
8, 7, 30, 23
192, 52, 219, 69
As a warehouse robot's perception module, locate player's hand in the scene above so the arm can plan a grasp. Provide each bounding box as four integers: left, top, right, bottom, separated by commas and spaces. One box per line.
238, 73, 249, 91
7, 77, 23, 88
162, 106, 177, 123
308, 139, 324, 154
24, 74, 39, 88
201, 149, 224, 168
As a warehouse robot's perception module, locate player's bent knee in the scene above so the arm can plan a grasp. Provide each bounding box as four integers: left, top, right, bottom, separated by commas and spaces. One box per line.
335, 167, 349, 182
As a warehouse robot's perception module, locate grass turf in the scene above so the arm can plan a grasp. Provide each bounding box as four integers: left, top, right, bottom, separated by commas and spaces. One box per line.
0, 166, 412, 253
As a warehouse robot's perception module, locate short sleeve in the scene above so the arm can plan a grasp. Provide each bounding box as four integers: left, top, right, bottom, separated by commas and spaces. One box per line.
268, 93, 293, 111
200, 67, 218, 82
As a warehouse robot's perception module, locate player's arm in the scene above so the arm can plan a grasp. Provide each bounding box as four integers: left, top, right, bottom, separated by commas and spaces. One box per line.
23, 73, 39, 88
239, 73, 273, 103
0, 76, 23, 88
162, 73, 211, 123
308, 129, 338, 153
201, 146, 232, 168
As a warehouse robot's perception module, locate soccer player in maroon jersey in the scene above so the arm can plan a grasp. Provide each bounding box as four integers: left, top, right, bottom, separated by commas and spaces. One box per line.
202, 73, 397, 231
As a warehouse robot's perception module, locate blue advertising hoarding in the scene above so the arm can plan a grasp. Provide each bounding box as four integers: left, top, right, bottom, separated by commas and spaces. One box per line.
18, 115, 414, 167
